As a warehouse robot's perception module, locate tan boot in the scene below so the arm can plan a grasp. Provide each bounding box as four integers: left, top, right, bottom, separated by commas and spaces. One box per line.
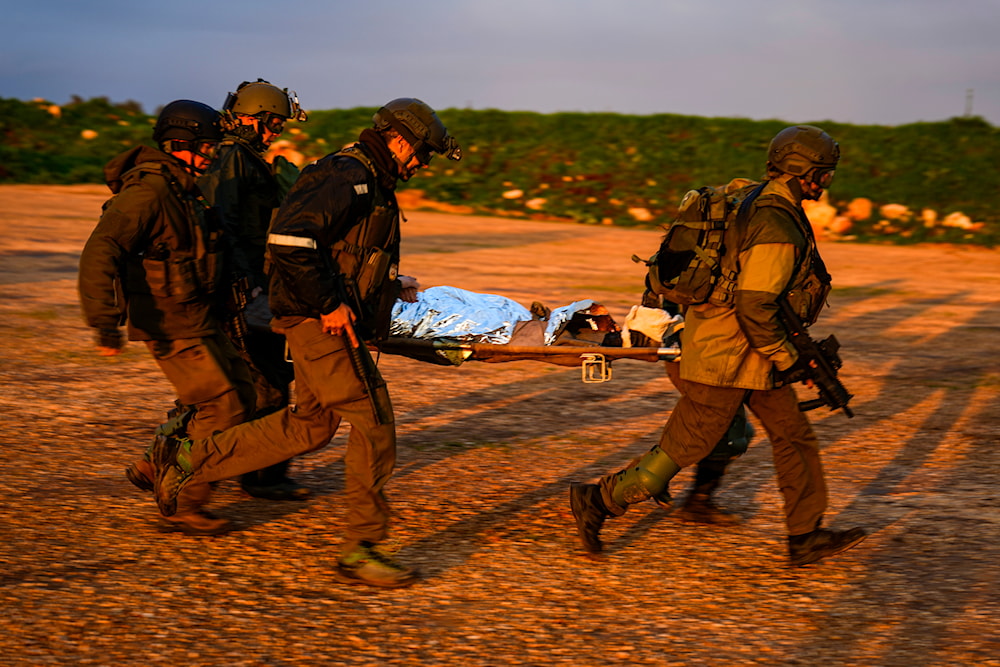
158, 509, 232, 536
788, 527, 867, 566
125, 459, 155, 492
334, 542, 420, 589
156, 476, 228, 536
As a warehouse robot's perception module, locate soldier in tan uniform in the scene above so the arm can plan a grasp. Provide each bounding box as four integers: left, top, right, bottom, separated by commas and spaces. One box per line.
571, 126, 867, 567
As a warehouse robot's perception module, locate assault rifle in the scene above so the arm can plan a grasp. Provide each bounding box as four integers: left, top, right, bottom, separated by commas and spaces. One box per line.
225, 275, 251, 353
777, 299, 854, 418
340, 276, 394, 425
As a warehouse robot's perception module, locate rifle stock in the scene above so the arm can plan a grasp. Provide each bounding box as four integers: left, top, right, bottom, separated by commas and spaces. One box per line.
777, 300, 854, 418
225, 275, 251, 353
339, 277, 393, 425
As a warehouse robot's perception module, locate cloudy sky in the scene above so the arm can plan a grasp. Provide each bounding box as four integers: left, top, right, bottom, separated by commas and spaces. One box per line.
3, 0, 998, 126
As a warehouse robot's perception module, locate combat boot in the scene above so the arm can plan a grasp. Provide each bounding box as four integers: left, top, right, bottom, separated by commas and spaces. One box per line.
158, 509, 232, 536
333, 542, 420, 589
674, 457, 740, 525
788, 527, 867, 566
129, 407, 195, 494
242, 477, 312, 501
125, 458, 155, 492
675, 492, 742, 525
149, 432, 195, 517
569, 483, 610, 556
241, 460, 311, 501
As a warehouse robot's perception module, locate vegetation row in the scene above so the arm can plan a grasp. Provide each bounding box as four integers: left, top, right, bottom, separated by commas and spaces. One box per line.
1, 96, 996, 246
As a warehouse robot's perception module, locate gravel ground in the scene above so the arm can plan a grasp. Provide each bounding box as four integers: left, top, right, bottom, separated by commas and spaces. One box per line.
1, 185, 998, 666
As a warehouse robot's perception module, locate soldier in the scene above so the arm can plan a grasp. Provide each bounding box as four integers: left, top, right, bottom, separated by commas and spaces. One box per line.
78, 100, 256, 536
635, 294, 755, 525
146, 98, 461, 588
571, 126, 867, 567
199, 78, 310, 501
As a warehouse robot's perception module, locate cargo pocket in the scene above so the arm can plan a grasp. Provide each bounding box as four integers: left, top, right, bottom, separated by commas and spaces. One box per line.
296, 327, 369, 407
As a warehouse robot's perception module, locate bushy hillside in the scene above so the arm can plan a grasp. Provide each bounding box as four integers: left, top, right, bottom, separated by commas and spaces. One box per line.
2, 96, 996, 245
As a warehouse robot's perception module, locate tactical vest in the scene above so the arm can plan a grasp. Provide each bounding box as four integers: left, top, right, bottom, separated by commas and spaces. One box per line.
751, 194, 831, 326
329, 145, 401, 340
118, 162, 224, 304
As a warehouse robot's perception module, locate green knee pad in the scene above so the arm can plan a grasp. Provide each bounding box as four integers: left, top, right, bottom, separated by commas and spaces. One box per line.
612, 446, 681, 508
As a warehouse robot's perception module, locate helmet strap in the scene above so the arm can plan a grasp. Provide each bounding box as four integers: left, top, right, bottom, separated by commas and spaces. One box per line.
162, 140, 215, 175
231, 122, 268, 152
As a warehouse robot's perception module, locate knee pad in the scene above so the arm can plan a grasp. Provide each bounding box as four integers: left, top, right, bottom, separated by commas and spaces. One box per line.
611, 446, 680, 508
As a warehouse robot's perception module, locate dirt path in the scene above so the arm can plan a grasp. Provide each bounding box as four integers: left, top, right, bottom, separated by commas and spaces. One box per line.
1, 184, 998, 665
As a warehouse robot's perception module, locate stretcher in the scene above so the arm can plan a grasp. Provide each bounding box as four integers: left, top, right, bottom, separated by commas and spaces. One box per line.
376, 337, 680, 383
377, 285, 681, 383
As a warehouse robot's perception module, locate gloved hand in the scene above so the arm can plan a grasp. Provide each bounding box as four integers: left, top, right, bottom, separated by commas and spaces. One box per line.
773, 355, 813, 386
95, 327, 124, 356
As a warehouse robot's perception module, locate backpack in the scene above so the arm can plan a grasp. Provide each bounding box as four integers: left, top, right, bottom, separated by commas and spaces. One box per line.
636, 178, 766, 307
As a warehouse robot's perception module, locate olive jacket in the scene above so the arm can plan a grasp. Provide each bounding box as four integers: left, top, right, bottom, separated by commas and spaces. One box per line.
78, 146, 224, 345
679, 176, 828, 390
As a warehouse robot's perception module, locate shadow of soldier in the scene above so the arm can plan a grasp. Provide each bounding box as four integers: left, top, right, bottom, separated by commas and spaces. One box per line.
789, 281, 1000, 661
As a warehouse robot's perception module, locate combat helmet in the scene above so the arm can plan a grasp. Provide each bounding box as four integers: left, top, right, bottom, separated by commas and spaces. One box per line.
153, 100, 224, 175
767, 125, 839, 188
223, 78, 308, 123
153, 99, 223, 148
372, 98, 462, 163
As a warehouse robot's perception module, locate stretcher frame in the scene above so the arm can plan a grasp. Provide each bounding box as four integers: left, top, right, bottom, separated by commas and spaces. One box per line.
376, 337, 681, 383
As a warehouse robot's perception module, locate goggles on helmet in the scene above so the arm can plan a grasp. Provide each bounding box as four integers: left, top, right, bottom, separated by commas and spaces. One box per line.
262, 113, 287, 135
813, 167, 836, 189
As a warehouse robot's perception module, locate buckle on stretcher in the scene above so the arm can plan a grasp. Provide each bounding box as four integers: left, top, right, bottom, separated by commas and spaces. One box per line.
581, 353, 612, 383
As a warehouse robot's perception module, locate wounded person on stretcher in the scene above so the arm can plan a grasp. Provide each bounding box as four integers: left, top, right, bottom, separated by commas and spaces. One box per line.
388, 285, 682, 348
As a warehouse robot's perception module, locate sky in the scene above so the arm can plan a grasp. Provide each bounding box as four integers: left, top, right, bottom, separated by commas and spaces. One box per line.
2, 0, 999, 127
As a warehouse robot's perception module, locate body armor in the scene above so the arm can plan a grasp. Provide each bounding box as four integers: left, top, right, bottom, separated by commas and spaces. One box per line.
329, 145, 402, 341
119, 162, 223, 304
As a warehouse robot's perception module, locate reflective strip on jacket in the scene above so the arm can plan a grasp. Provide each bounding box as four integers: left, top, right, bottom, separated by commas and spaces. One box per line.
265, 141, 402, 332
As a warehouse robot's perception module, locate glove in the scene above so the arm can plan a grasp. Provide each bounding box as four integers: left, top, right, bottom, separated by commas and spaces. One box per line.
95, 327, 124, 350
773, 355, 812, 386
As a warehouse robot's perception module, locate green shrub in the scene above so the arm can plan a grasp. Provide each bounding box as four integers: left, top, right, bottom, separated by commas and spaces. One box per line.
2, 97, 996, 245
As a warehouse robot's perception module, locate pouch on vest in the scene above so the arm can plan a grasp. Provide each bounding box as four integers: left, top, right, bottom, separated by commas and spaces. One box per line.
638, 178, 763, 307
355, 246, 393, 303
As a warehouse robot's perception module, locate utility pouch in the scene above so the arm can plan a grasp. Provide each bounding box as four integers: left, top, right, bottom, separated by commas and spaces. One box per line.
131, 256, 198, 302
786, 270, 831, 326
171, 257, 203, 302
354, 246, 393, 303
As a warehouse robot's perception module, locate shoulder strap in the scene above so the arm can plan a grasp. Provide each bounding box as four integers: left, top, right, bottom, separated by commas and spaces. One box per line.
707, 182, 768, 307
735, 182, 768, 224
755, 188, 831, 292
335, 144, 378, 177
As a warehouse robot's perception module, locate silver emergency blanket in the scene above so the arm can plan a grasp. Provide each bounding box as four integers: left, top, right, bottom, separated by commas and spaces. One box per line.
543, 299, 597, 345
390, 286, 604, 345
390, 286, 532, 344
